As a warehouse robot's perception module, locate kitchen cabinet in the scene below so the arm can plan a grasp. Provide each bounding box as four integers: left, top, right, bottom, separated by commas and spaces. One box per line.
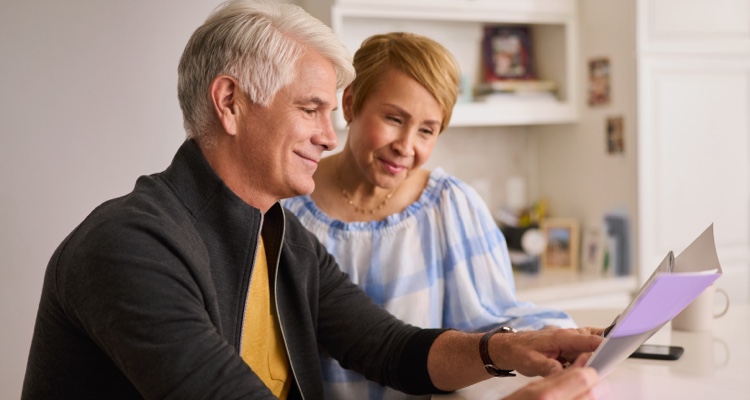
636, 0, 750, 303
302, 0, 580, 128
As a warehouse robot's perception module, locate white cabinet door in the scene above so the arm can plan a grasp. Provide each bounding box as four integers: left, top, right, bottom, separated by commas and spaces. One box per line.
637, 0, 750, 303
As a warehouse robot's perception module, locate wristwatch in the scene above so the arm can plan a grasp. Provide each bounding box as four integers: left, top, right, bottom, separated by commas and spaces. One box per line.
479, 326, 518, 377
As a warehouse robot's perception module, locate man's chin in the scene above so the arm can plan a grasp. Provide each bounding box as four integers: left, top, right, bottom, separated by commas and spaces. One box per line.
284, 180, 315, 199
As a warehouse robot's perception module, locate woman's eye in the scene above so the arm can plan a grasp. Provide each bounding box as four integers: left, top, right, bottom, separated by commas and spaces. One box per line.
420, 128, 434, 135
386, 116, 402, 124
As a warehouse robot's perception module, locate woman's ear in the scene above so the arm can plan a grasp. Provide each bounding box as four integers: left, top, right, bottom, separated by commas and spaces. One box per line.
342, 85, 354, 124
209, 75, 241, 136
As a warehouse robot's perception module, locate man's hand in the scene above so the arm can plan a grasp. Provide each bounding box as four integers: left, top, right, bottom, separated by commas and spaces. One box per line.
427, 327, 602, 391
504, 356, 599, 400
489, 328, 603, 377
576, 326, 605, 336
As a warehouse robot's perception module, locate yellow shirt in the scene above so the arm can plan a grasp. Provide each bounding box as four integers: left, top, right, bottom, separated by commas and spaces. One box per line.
240, 237, 291, 399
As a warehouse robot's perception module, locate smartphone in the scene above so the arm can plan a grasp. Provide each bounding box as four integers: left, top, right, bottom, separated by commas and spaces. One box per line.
629, 344, 684, 360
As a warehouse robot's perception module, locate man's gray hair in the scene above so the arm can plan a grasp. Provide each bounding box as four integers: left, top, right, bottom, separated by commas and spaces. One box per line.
177, 0, 355, 144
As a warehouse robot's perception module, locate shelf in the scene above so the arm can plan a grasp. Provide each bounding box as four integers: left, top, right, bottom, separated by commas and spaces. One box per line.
514, 269, 638, 310
333, 97, 577, 129
451, 99, 577, 127
330, 2, 576, 26
303, 0, 579, 128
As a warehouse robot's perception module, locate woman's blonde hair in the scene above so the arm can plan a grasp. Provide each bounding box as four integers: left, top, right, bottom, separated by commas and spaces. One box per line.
346, 32, 460, 133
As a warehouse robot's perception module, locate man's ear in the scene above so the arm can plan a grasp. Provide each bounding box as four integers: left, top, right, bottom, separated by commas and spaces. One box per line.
342, 85, 354, 124
209, 75, 241, 136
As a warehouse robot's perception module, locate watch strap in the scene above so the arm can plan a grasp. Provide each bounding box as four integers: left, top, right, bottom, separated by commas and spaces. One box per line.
479, 326, 517, 377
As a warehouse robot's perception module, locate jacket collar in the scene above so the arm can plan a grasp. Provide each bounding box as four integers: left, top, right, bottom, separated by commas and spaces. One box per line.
160, 139, 258, 219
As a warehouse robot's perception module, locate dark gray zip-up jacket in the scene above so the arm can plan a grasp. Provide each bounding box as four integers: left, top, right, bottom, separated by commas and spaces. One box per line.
23, 140, 447, 399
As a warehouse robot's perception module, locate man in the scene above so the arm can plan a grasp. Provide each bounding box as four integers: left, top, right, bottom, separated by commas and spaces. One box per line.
22, 1, 601, 399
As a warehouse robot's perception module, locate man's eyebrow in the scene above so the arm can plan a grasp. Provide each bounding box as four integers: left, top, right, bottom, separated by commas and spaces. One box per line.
297, 96, 338, 112
299, 96, 329, 107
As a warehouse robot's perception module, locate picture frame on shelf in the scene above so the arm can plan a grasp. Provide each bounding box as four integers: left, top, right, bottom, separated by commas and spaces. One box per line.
482, 25, 536, 82
540, 218, 580, 270
581, 225, 607, 274
606, 115, 625, 154
588, 57, 611, 106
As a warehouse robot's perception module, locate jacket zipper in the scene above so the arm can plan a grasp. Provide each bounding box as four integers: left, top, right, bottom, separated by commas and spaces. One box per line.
238, 209, 304, 398
274, 209, 305, 399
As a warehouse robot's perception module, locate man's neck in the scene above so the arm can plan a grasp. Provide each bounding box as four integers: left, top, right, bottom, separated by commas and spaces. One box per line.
197, 138, 275, 213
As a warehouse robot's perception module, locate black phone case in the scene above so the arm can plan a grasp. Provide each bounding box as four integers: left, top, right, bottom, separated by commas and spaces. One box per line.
629, 345, 684, 360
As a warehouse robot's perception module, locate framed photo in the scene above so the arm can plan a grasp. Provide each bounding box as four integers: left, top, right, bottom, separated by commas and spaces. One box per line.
606, 115, 625, 154
482, 25, 536, 82
581, 226, 606, 274
588, 57, 611, 106
540, 218, 580, 270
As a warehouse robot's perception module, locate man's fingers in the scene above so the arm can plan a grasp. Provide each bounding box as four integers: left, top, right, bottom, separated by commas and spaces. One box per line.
504, 367, 599, 400
521, 351, 564, 376
544, 367, 599, 399
572, 352, 593, 367
577, 326, 605, 336
560, 368, 598, 399
567, 332, 603, 352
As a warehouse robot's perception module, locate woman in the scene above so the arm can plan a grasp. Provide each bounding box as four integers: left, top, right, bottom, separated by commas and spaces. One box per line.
282, 32, 575, 399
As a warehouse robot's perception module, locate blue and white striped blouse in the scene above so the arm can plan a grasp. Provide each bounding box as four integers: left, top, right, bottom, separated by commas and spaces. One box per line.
282, 168, 575, 400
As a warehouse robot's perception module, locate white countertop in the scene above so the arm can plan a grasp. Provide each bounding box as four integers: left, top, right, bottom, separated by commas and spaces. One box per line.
434, 304, 750, 399
513, 269, 638, 307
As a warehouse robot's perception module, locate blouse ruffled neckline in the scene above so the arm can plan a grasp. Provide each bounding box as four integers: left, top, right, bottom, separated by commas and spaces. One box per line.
294, 168, 448, 232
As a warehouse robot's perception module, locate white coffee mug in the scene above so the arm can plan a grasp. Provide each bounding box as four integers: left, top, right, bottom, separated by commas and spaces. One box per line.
672, 284, 730, 332
673, 331, 729, 376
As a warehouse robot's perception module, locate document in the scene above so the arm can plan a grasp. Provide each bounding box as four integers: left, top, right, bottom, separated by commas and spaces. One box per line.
585, 224, 722, 377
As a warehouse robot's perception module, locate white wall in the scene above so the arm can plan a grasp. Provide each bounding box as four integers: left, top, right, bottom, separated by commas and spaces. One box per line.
531, 0, 638, 272
0, 1, 229, 397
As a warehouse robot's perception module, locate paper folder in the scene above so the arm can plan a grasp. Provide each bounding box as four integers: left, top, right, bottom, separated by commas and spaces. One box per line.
585, 224, 722, 377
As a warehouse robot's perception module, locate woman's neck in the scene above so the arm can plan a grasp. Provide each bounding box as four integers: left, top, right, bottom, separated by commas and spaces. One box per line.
311, 152, 422, 223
